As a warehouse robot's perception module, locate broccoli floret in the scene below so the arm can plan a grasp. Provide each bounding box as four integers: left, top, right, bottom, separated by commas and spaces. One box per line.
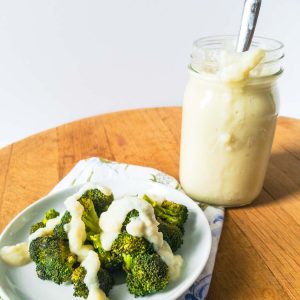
80, 189, 113, 217
78, 194, 101, 235
30, 222, 45, 234
121, 209, 139, 231
42, 208, 60, 224
54, 191, 102, 240
53, 211, 72, 239
89, 232, 154, 271
111, 232, 154, 259
30, 208, 60, 234
72, 266, 88, 298
29, 236, 77, 284
97, 268, 114, 295
157, 217, 183, 252
121, 210, 183, 251
54, 188, 112, 240
72, 266, 114, 298
143, 195, 188, 229
97, 268, 114, 296
89, 234, 122, 270
123, 253, 169, 296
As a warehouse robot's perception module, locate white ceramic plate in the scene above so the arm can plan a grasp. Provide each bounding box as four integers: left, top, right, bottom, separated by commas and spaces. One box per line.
0, 178, 212, 300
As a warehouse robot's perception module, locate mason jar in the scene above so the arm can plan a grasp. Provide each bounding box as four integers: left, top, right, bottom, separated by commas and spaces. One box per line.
179, 36, 284, 207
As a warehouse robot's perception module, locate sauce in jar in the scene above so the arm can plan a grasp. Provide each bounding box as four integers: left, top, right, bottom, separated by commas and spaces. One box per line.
180, 36, 284, 206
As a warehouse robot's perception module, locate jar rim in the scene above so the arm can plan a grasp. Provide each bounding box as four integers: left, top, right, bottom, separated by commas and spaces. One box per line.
192, 35, 284, 54
190, 35, 284, 78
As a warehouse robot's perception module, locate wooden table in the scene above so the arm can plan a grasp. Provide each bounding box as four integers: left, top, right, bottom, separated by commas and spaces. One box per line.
0, 107, 299, 299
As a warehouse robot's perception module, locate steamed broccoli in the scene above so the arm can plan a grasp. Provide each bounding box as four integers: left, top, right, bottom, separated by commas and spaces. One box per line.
42, 209, 60, 224
78, 194, 117, 268
157, 217, 183, 252
27, 187, 186, 298
89, 234, 122, 270
29, 236, 77, 284
30, 222, 45, 234
89, 231, 154, 271
72, 266, 114, 298
111, 232, 154, 259
80, 189, 113, 217
143, 195, 188, 229
30, 208, 60, 234
53, 211, 72, 239
121, 210, 183, 251
78, 194, 100, 235
123, 253, 169, 297
53, 190, 103, 241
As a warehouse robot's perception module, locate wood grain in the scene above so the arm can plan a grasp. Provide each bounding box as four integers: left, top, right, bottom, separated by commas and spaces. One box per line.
0, 107, 299, 300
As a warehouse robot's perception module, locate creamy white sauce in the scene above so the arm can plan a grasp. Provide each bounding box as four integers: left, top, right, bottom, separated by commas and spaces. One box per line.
181, 47, 277, 206
82, 250, 106, 300
0, 242, 31, 266
218, 48, 265, 82
126, 217, 145, 237
99, 195, 183, 280
99, 186, 112, 196
64, 196, 92, 261
157, 241, 183, 281
64, 184, 107, 300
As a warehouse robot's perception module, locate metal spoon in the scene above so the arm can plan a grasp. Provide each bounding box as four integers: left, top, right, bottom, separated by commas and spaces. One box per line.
236, 0, 262, 52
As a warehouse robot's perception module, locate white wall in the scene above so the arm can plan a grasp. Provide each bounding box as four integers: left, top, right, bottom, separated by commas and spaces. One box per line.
0, 0, 299, 147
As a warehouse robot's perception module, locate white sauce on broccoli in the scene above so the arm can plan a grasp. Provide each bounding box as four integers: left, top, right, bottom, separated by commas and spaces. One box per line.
99, 195, 183, 280
0, 242, 31, 266
82, 250, 106, 300
0, 183, 109, 299
1, 181, 184, 297
64, 184, 107, 300
0, 216, 62, 267
157, 241, 183, 280
99, 186, 112, 196
28, 216, 62, 242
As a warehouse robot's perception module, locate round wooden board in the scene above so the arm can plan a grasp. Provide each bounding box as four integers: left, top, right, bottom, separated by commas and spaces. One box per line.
0, 107, 299, 299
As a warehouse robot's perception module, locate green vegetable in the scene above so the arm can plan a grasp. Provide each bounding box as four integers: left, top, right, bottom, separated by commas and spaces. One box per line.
72, 266, 114, 298
89, 233, 122, 270
111, 232, 154, 258
123, 253, 169, 296
53, 189, 107, 240
80, 189, 113, 217
157, 217, 183, 252
122, 209, 183, 252
29, 236, 77, 284
27, 188, 187, 298
30, 222, 45, 234
42, 209, 60, 224
53, 211, 72, 239
143, 195, 188, 230
30, 208, 60, 234
78, 194, 101, 235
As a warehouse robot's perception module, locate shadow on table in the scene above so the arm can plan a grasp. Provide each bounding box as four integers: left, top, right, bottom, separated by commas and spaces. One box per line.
251, 149, 300, 207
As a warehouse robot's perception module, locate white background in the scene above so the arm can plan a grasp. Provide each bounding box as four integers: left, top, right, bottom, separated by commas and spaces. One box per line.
0, 0, 299, 147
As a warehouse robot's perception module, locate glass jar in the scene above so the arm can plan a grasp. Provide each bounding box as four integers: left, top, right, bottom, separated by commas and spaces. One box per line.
179, 36, 284, 207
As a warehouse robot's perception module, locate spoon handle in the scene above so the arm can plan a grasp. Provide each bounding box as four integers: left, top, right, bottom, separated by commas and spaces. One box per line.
236, 0, 262, 52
